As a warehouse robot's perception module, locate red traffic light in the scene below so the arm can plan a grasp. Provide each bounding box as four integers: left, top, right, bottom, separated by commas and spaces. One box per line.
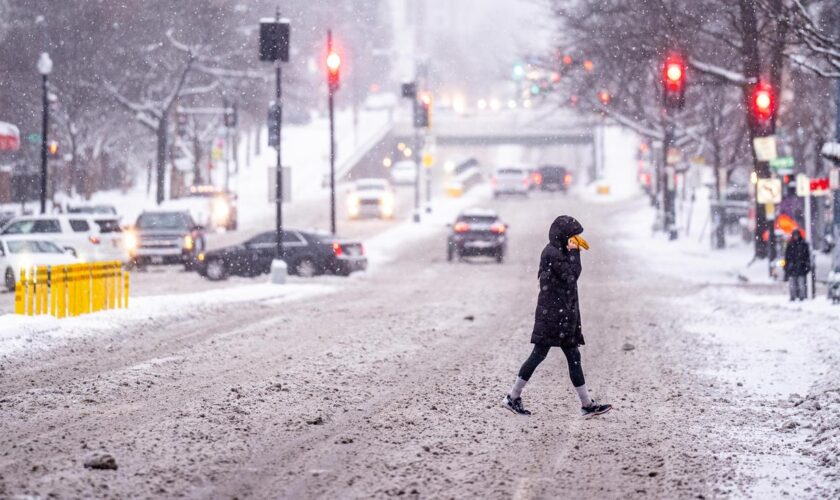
752, 83, 774, 119
326, 51, 341, 73
48, 141, 58, 156
663, 56, 685, 92
419, 91, 432, 107
597, 90, 611, 106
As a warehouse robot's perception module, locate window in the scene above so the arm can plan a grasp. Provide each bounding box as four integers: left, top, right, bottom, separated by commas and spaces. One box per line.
94, 219, 122, 233
137, 212, 191, 230
248, 232, 276, 245
0, 243, 4, 257
32, 220, 61, 233
282, 231, 306, 246
2, 221, 33, 234
7, 240, 65, 254
69, 219, 90, 232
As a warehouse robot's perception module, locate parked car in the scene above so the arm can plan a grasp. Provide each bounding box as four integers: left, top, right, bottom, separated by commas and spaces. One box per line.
390, 160, 417, 186
1, 236, 78, 291
0, 211, 16, 228
347, 178, 396, 219
161, 185, 238, 231
0, 214, 125, 262
492, 167, 530, 197
446, 209, 508, 263
126, 210, 205, 270
196, 229, 367, 280
538, 165, 572, 192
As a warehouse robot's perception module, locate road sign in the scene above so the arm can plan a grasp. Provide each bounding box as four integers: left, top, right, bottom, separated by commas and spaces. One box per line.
26, 133, 41, 144
810, 177, 830, 196
769, 156, 794, 172
753, 136, 778, 162
756, 178, 782, 204
796, 174, 810, 197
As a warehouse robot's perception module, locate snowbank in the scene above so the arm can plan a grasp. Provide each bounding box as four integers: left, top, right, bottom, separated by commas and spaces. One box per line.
0, 282, 334, 359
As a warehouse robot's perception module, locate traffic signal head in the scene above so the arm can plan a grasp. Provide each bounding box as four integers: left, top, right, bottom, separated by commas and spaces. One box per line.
413, 93, 431, 128
327, 50, 341, 91
750, 82, 776, 122
597, 89, 611, 106
48, 140, 58, 156
662, 54, 686, 109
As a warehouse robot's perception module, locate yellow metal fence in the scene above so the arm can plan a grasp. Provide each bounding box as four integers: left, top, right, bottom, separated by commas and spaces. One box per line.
14, 261, 129, 317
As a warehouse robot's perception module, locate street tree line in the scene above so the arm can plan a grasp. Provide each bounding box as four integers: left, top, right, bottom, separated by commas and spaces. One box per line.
0, 0, 390, 201
547, 0, 838, 254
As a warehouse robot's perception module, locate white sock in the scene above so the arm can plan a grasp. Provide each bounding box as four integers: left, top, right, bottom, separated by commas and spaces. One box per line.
509, 377, 528, 400
575, 384, 593, 407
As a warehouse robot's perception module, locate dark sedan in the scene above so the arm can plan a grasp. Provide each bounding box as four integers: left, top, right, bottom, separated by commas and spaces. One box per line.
446, 209, 507, 263
195, 229, 367, 280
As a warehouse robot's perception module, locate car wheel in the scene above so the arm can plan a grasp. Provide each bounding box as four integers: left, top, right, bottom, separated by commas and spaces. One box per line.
295, 258, 318, 278
4, 267, 15, 292
496, 250, 505, 264
205, 259, 228, 281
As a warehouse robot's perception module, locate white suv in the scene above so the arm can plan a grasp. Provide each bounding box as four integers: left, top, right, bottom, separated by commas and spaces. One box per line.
0, 214, 128, 262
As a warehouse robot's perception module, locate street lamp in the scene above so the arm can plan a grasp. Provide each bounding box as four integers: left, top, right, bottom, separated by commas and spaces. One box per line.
38, 52, 52, 214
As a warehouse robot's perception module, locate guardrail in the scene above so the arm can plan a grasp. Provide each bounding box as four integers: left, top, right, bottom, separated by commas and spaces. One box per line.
14, 261, 129, 317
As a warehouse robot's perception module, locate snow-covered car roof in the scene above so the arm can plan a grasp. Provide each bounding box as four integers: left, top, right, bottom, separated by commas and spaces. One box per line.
354, 178, 390, 188
459, 208, 498, 218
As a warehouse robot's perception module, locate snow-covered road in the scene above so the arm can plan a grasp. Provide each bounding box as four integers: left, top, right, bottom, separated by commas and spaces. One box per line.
0, 192, 837, 498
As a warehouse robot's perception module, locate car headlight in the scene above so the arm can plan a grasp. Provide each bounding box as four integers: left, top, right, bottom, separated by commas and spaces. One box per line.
212, 197, 231, 223
184, 235, 194, 250
124, 232, 138, 252
198, 252, 205, 262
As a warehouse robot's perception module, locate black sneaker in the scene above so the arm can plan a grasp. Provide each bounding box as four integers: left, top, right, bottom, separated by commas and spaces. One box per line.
581, 400, 612, 418
502, 395, 531, 415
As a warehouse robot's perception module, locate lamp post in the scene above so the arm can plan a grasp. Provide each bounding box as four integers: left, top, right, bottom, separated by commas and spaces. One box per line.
38, 52, 52, 214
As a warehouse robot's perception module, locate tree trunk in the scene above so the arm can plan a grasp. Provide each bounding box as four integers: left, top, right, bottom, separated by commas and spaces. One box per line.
156, 116, 168, 205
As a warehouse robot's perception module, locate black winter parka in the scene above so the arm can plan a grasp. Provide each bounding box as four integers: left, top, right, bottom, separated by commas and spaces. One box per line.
530, 215, 585, 348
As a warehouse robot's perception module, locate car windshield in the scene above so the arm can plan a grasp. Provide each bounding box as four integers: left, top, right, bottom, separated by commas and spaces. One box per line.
68, 206, 116, 214
95, 219, 122, 233
356, 182, 385, 191
136, 212, 191, 230
6, 240, 64, 254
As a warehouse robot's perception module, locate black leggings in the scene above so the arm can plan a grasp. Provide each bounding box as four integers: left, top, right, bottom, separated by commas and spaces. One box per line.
518, 344, 585, 387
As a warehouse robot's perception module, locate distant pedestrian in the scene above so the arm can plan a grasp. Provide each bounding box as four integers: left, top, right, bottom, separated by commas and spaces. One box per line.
784, 229, 810, 301
502, 215, 611, 418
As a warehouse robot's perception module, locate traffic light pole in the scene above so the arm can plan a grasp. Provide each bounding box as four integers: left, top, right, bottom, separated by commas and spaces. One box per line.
274, 60, 285, 262
413, 125, 421, 223
663, 120, 677, 240
40, 73, 49, 214
327, 29, 337, 235
328, 84, 337, 235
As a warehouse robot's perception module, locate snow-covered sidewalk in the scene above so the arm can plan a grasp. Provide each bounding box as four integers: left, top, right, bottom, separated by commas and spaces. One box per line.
610, 194, 840, 492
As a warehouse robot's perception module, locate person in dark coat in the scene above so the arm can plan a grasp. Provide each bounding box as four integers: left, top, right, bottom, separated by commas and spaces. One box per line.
784, 229, 810, 301
502, 215, 612, 417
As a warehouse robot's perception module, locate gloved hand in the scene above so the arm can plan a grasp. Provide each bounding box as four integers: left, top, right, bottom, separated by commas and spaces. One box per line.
569, 234, 590, 250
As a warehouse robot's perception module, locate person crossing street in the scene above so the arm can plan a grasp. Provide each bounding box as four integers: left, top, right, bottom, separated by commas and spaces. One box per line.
784, 229, 811, 301
502, 215, 611, 418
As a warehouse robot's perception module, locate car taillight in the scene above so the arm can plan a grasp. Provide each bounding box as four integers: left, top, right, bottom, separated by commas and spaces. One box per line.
359, 243, 365, 256
332, 242, 343, 257
453, 222, 470, 233
564, 174, 573, 186
490, 223, 506, 234
522, 178, 529, 187
89, 235, 101, 245
491, 176, 497, 187
533, 173, 543, 185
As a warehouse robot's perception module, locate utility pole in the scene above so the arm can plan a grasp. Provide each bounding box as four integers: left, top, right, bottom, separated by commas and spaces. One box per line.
260, 11, 290, 283
38, 52, 53, 214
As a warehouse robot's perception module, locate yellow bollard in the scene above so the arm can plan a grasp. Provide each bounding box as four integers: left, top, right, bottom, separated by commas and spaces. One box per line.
26, 267, 34, 316
69, 264, 80, 317
14, 275, 24, 315
123, 270, 130, 308
34, 267, 46, 315
91, 263, 100, 313
116, 263, 124, 309
82, 263, 91, 315
55, 265, 67, 319
110, 261, 119, 309
48, 266, 56, 316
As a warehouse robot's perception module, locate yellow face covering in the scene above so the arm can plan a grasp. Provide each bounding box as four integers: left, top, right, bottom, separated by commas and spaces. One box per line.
569, 235, 590, 250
